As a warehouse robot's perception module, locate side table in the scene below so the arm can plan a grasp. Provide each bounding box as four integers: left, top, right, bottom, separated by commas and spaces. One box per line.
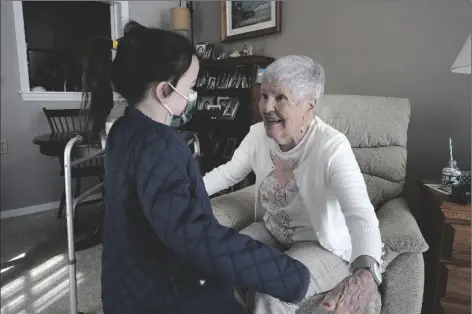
418, 181, 471, 314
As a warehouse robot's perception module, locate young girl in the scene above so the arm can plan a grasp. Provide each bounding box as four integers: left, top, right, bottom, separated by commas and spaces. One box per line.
81, 21, 309, 314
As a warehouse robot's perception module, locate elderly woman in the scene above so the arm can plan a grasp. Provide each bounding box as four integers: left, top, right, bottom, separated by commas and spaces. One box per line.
203, 55, 384, 314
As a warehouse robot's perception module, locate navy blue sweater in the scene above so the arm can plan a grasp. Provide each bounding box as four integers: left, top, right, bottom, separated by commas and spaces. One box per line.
101, 107, 310, 314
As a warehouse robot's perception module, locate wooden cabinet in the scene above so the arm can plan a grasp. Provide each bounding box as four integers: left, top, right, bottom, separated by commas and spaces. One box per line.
439, 201, 471, 313
419, 181, 471, 314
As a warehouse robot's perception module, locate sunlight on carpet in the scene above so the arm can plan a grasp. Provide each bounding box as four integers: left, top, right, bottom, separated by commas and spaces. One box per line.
1, 253, 85, 314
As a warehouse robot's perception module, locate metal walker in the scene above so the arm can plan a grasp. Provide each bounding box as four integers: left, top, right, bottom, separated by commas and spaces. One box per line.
63, 131, 200, 314
64, 134, 105, 314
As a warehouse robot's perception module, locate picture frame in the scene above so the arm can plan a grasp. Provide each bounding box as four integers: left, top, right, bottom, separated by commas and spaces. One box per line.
216, 96, 230, 110
196, 71, 209, 88
220, 1, 282, 43
203, 43, 215, 60
197, 96, 216, 110
222, 98, 240, 120
207, 77, 217, 90
195, 42, 207, 60
255, 66, 265, 84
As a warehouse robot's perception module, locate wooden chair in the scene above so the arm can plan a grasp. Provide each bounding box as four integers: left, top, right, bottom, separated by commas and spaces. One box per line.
42, 108, 104, 221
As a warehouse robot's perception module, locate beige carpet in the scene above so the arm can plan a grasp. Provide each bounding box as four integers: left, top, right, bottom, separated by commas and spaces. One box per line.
1, 206, 104, 314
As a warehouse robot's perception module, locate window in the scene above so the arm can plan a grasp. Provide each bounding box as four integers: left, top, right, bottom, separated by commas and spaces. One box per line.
13, 1, 129, 101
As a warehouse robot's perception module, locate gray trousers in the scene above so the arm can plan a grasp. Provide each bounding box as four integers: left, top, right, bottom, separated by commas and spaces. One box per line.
238, 222, 381, 314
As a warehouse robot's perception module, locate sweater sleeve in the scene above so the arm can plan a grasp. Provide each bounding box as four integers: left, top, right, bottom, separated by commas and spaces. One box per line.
136, 135, 310, 303
326, 136, 382, 264
203, 125, 256, 196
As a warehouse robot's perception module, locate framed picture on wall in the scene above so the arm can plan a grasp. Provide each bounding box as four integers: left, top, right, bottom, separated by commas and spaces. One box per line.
220, 1, 282, 42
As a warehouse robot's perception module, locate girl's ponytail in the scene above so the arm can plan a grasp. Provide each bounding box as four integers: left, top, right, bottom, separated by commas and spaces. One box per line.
81, 36, 114, 141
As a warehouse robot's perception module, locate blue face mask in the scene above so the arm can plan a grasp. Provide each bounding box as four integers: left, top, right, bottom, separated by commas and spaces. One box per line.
162, 82, 198, 128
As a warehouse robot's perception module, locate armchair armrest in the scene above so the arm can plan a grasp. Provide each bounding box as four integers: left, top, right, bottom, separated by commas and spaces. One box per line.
210, 185, 256, 231
381, 252, 425, 314
377, 197, 429, 254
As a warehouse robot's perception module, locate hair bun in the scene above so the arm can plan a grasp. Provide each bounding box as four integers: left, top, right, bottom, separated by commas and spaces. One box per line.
123, 21, 148, 37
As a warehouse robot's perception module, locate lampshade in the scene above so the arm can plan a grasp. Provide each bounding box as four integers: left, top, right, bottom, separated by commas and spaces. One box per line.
171, 7, 190, 30
451, 34, 471, 74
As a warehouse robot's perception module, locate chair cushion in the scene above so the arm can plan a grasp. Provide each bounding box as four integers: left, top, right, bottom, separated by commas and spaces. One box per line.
317, 95, 411, 209
210, 186, 256, 230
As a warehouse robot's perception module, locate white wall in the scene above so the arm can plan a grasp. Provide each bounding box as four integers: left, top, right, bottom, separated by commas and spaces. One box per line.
194, 0, 472, 179
0, 1, 178, 211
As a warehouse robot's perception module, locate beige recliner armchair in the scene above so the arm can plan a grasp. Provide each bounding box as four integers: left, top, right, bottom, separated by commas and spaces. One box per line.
209, 95, 429, 314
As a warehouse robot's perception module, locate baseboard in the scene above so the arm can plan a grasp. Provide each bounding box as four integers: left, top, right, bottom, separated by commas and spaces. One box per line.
1, 194, 102, 219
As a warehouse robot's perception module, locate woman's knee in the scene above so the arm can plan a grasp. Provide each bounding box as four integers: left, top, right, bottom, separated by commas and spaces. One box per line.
251, 292, 298, 314
285, 242, 350, 294
239, 222, 281, 248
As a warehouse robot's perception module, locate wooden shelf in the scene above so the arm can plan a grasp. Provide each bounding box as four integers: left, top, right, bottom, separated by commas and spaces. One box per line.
187, 55, 274, 180
200, 56, 274, 69
195, 88, 251, 97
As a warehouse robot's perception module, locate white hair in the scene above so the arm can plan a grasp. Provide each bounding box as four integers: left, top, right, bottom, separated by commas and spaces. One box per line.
261, 55, 325, 103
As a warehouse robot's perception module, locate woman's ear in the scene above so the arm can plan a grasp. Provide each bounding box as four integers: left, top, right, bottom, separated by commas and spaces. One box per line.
154, 82, 170, 103
308, 99, 316, 112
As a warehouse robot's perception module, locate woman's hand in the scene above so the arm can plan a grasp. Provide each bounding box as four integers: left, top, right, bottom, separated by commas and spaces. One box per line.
321, 268, 378, 313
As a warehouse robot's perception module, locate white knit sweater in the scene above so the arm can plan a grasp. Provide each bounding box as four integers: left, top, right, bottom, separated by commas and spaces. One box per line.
203, 117, 382, 263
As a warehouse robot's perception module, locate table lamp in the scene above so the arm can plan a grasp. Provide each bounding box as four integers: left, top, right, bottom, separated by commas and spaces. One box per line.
171, 1, 193, 43
451, 33, 471, 74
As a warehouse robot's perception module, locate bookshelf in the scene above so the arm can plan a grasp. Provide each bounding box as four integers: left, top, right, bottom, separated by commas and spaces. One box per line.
182, 55, 274, 196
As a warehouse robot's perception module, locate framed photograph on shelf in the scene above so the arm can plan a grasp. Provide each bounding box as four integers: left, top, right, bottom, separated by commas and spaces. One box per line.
195, 42, 207, 59
222, 98, 240, 120
207, 77, 217, 90
196, 71, 209, 88
217, 73, 228, 89
197, 96, 215, 110
203, 44, 215, 60
220, 1, 282, 42
216, 96, 230, 110
256, 66, 265, 84
199, 96, 216, 111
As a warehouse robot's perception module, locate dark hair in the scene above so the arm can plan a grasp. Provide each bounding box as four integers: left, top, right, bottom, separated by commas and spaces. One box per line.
81, 21, 196, 140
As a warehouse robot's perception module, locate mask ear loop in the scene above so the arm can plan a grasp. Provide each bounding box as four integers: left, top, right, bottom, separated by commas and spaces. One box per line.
167, 82, 191, 101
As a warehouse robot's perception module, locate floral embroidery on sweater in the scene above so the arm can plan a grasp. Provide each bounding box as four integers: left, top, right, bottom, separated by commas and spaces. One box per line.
260, 152, 300, 245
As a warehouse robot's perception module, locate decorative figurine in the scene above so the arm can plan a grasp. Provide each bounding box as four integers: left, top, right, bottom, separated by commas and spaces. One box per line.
441, 137, 462, 193
228, 49, 241, 58
241, 43, 253, 56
